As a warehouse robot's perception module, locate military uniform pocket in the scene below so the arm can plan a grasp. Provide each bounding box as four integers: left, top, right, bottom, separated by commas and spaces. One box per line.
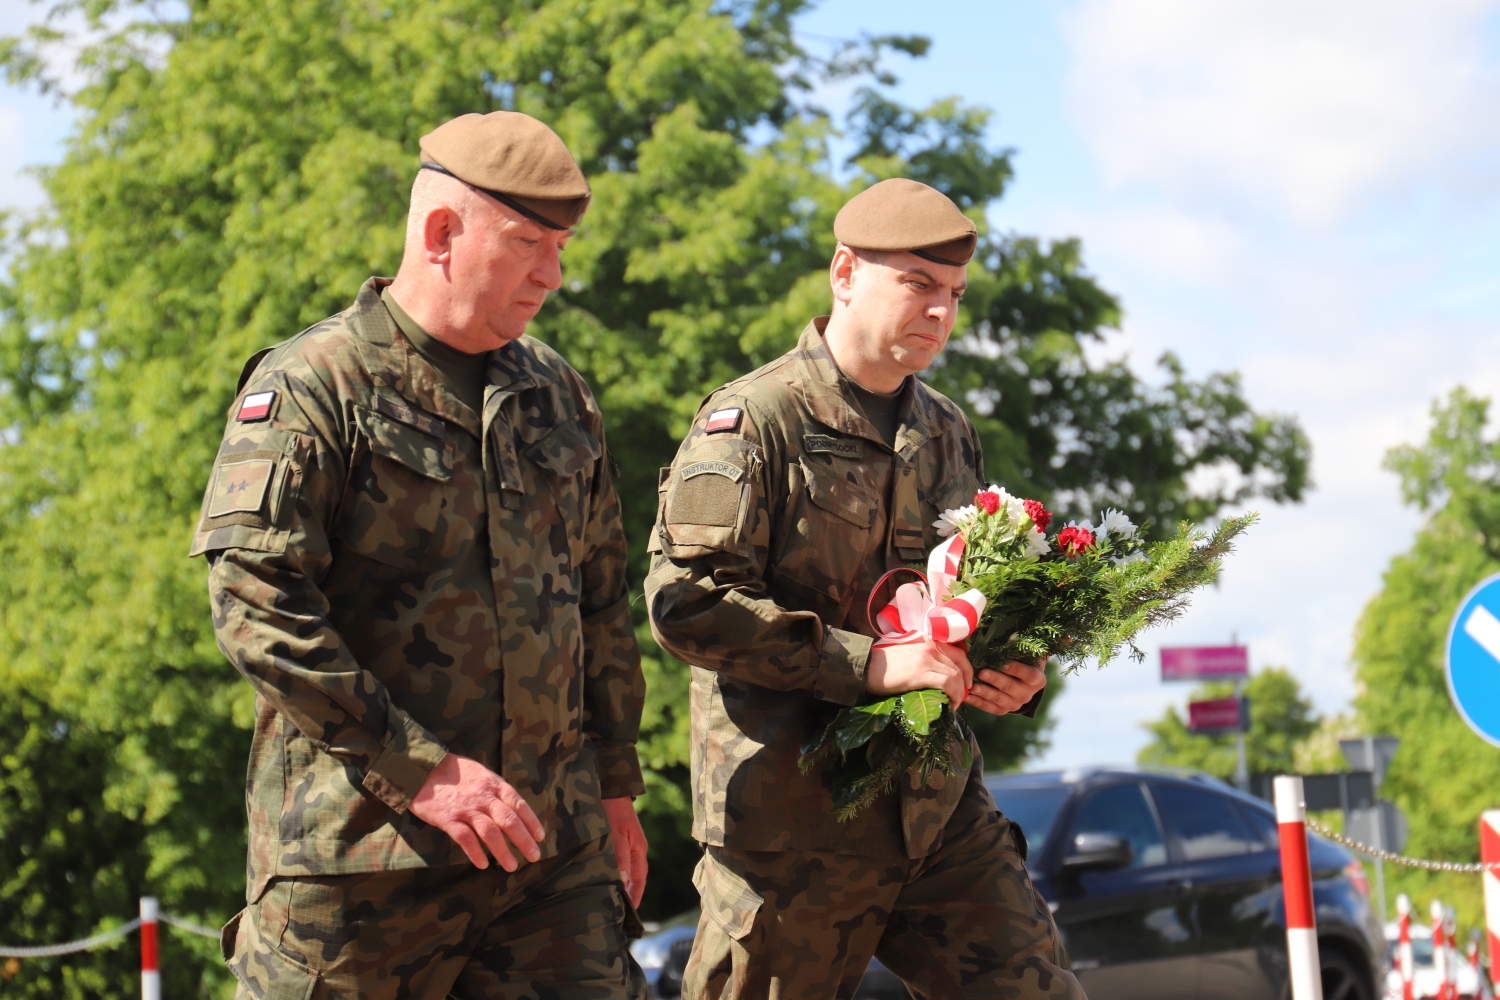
190, 428, 305, 557
335, 405, 452, 570
694, 852, 763, 941
768, 458, 876, 610
660, 443, 754, 557
227, 883, 317, 1000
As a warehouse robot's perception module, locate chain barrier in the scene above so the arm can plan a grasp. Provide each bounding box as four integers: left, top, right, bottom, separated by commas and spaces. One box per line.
160, 914, 220, 940
0, 912, 218, 958
1306, 817, 1500, 872
0, 919, 143, 959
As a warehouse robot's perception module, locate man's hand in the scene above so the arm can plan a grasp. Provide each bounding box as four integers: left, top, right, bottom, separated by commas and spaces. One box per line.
603, 797, 649, 908
866, 639, 974, 710
408, 753, 545, 871
966, 658, 1047, 717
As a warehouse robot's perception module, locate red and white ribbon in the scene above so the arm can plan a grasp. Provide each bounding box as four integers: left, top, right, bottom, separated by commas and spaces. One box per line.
870, 534, 987, 646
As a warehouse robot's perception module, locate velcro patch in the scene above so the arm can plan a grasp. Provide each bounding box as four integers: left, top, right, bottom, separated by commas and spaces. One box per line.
804, 434, 862, 458
681, 460, 744, 483
208, 460, 275, 517
704, 408, 742, 434
373, 395, 446, 439
237, 391, 275, 422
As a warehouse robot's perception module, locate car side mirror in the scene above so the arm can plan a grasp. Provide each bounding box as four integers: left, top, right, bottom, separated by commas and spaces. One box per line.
1062, 832, 1134, 872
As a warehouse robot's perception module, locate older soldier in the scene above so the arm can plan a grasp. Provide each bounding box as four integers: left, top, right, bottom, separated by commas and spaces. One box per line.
645, 179, 1083, 1000
192, 111, 647, 999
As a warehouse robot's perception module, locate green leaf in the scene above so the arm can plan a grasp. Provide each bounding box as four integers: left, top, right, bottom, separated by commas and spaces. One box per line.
897, 689, 947, 736
833, 703, 893, 754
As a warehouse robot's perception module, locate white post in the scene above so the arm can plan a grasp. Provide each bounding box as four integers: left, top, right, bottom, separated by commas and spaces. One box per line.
1234, 677, 1249, 791
140, 896, 160, 1000
1275, 775, 1323, 1000
1397, 893, 1414, 1000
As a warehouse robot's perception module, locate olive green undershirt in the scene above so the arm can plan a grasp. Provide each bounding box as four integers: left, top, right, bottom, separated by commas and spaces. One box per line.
844, 376, 905, 449
381, 286, 490, 416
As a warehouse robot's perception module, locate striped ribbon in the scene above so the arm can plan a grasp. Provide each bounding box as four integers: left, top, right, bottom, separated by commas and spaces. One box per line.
869, 533, 986, 646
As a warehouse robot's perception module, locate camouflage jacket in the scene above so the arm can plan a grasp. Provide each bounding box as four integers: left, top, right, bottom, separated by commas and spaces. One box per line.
192, 278, 644, 895
646, 319, 1036, 860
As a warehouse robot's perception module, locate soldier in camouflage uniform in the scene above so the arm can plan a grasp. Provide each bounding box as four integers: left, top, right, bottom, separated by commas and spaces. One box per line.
645, 179, 1085, 1000
193, 112, 648, 999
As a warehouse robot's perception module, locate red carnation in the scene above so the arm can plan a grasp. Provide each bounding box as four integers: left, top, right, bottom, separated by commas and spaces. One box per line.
1023, 498, 1052, 532
974, 491, 1001, 515
1056, 526, 1095, 556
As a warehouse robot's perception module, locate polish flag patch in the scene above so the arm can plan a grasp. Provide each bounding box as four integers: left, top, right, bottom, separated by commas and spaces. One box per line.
704, 407, 742, 434
238, 391, 276, 422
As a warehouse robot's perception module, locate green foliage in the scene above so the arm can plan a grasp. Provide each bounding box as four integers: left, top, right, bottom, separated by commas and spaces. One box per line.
809, 512, 1255, 820
0, 0, 1308, 986
1137, 667, 1319, 778
1351, 388, 1500, 936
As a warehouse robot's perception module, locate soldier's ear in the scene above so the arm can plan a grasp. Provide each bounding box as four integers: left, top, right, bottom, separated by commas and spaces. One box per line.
829, 244, 859, 306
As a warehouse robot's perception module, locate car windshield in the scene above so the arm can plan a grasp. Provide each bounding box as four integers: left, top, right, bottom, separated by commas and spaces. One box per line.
989, 783, 1071, 851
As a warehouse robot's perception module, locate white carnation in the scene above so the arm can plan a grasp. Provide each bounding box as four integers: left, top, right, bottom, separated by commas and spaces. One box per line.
1098, 508, 1137, 541
934, 505, 977, 538
1023, 527, 1050, 558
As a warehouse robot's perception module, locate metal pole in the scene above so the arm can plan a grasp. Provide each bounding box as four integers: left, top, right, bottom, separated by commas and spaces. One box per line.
1234, 678, 1248, 792
1275, 775, 1324, 1000
140, 897, 159, 1000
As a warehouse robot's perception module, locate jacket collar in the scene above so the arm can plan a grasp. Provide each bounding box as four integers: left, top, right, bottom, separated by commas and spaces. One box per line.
789, 317, 953, 461
347, 277, 557, 439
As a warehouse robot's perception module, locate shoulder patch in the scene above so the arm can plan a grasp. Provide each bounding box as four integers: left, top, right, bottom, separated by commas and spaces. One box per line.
237, 391, 276, 422
372, 394, 446, 440
681, 460, 744, 483
208, 459, 275, 517
804, 433, 862, 458
704, 407, 742, 434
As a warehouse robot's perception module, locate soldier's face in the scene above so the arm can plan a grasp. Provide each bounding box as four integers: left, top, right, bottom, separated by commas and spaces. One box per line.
453, 200, 572, 347
845, 251, 967, 374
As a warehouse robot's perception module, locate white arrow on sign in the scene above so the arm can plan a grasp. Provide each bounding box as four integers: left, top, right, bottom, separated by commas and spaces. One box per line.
1463, 604, 1500, 662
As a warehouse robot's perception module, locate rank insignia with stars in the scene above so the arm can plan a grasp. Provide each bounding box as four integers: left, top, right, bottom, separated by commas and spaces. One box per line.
207, 459, 275, 517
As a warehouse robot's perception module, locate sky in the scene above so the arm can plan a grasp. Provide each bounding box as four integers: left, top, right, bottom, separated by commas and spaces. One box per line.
4, 1, 1500, 770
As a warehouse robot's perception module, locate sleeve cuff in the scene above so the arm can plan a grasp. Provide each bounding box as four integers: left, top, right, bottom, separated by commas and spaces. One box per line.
1017, 686, 1045, 720
361, 714, 448, 814
813, 628, 872, 706
593, 741, 647, 799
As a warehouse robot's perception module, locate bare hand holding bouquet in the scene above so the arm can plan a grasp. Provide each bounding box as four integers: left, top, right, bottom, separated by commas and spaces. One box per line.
799, 485, 1255, 820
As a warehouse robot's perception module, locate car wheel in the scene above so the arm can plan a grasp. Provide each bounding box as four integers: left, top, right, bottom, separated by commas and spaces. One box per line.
1320, 948, 1372, 1000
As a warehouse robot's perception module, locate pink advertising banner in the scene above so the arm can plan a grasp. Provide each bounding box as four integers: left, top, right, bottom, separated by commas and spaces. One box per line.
1161, 645, 1249, 681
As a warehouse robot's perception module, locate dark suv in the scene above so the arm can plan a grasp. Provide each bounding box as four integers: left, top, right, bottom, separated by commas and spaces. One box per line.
994, 766, 1385, 1000
634, 766, 1385, 999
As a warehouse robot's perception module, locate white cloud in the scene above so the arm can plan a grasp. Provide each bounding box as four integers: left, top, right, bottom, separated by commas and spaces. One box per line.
1064, 0, 1500, 226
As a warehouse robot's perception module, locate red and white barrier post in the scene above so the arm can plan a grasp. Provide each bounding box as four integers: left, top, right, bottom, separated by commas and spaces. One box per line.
1397, 893, 1414, 1000
140, 897, 159, 1000
1482, 811, 1500, 992
1275, 775, 1324, 1000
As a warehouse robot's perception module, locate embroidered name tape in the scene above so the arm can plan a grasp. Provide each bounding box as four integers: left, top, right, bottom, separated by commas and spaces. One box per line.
373, 394, 446, 439
704, 408, 742, 434
804, 434, 861, 458
237, 391, 275, 422
681, 460, 744, 482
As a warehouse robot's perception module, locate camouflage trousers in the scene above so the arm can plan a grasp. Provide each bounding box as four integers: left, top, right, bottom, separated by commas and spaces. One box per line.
684, 811, 1082, 1000
222, 835, 646, 1000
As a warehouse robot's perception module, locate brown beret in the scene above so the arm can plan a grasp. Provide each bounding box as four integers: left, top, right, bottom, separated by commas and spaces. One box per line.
833, 178, 977, 266
419, 111, 590, 230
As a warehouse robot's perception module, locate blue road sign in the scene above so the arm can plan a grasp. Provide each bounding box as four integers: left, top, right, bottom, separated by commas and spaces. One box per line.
1445, 571, 1500, 748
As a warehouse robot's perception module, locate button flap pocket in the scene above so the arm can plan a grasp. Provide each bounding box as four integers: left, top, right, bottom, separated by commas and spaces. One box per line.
932, 472, 981, 512
355, 403, 452, 482
523, 419, 601, 478
694, 854, 762, 941
803, 461, 877, 528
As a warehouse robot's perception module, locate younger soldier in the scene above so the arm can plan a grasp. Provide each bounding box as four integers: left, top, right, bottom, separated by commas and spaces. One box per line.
193, 112, 647, 998
646, 179, 1083, 1000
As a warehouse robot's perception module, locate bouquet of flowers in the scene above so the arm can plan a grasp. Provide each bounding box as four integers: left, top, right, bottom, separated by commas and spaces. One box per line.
799, 485, 1255, 821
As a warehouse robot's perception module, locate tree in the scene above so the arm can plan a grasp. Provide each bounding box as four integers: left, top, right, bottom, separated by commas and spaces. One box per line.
1351, 388, 1500, 936
1137, 667, 1319, 780
0, 0, 1308, 990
